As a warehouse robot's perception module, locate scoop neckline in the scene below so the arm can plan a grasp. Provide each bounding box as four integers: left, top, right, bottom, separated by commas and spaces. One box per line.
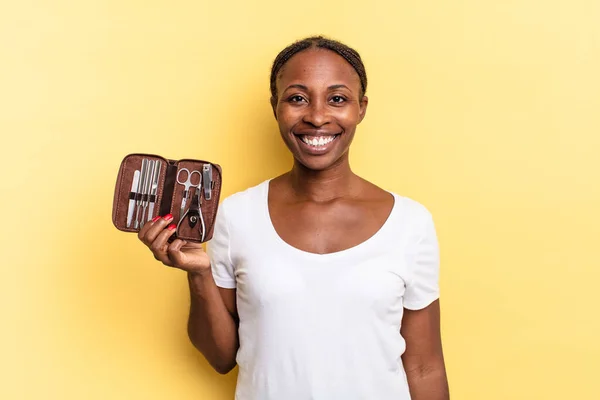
262, 179, 399, 260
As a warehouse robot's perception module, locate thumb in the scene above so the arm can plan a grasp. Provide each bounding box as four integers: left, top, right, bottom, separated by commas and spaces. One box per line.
167, 239, 188, 267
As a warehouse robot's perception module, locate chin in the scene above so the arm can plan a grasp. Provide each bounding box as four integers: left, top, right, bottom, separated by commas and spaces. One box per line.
293, 152, 347, 172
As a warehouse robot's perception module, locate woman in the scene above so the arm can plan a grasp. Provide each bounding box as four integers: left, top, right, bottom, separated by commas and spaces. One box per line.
138, 36, 450, 400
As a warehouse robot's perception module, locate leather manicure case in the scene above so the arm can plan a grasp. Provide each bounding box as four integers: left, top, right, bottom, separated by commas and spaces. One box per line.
112, 153, 222, 243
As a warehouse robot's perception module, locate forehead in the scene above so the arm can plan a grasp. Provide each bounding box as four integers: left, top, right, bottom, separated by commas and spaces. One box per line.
277, 48, 361, 91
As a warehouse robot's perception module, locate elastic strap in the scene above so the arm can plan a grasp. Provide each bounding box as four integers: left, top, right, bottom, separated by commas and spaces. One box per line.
159, 162, 178, 216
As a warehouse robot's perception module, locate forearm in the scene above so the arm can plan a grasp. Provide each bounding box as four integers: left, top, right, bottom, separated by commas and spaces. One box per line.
187, 271, 239, 374
406, 365, 449, 400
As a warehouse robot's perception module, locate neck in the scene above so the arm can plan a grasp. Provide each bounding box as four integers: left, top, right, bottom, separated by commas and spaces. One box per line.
287, 155, 358, 202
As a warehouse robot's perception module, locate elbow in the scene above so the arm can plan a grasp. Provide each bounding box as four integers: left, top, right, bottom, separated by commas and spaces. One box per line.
213, 360, 237, 375
192, 341, 238, 375
187, 331, 238, 375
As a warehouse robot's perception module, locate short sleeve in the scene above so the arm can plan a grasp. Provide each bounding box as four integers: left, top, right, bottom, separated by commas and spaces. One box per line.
403, 212, 440, 310
207, 200, 236, 289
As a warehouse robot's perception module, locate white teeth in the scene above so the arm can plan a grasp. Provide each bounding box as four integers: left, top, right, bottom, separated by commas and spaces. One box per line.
301, 135, 336, 146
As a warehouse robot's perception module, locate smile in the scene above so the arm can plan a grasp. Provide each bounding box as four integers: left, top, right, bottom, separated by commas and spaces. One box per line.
297, 134, 340, 147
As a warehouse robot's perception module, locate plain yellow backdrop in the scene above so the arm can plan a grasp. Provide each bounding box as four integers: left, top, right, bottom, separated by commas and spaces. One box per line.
1, 1, 599, 399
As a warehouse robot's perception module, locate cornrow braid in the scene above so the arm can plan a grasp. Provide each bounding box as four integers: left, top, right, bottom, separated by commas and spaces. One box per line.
270, 36, 367, 102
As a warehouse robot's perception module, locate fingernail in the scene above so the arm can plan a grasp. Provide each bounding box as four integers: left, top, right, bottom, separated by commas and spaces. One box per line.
163, 214, 173, 221
152, 216, 160, 222
168, 224, 176, 230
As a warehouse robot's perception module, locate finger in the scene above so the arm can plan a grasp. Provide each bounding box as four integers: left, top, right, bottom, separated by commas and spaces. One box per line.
153, 250, 171, 266
169, 238, 186, 253
150, 223, 177, 262
141, 214, 174, 244
166, 239, 187, 266
140, 214, 174, 245
137, 215, 159, 240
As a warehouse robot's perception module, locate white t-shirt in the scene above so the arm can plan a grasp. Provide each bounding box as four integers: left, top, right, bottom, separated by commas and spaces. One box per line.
208, 180, 440, 400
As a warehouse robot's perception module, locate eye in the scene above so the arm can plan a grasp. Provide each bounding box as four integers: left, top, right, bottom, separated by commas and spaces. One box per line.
288, 95, 307, 103
330, 95, 346, 104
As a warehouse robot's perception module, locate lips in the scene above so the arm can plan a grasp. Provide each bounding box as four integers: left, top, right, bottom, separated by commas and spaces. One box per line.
292, 132, 341, 155
299, 134, 339, 146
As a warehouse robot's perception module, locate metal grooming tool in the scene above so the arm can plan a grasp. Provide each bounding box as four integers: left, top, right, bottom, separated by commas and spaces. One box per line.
176, 186, 206, 242
147, 160, 161, 222
196, 183, 206, 241
126, 170, 140, 228
194, 180, 206, 240
140, 159, 155, 228
197, 191, 206, 241
176, 167, 201, 219
134, 159, 148, 229
202, 164, 212, 201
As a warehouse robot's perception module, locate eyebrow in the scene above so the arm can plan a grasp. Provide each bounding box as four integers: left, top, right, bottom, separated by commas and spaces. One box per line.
284, 84, 309, 92
283, 84, 352, 92
327, 84, 350, 91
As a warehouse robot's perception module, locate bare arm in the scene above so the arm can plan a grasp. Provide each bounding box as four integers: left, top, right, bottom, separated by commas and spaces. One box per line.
187, 272, 239, 374
138, 215, 239, 375
401, 300, 449, 400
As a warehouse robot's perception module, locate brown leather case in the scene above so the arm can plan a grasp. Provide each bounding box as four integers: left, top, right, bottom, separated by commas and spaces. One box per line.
112, 153, 222, 243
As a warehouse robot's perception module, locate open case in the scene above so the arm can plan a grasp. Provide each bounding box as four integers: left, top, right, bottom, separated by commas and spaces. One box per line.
112, 153, 222, 243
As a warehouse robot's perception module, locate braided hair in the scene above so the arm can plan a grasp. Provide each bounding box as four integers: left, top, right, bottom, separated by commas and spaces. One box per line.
270, 36, 367, 103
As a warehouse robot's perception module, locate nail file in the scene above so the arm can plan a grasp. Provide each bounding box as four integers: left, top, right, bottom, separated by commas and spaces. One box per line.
126, 170, 140, 228
140, 159, 155, 227
147, 160, 161, 222
202, 164, 212, 201
134, 159, 147, 229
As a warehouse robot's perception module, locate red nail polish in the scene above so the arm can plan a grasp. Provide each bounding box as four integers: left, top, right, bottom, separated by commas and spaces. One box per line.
168, 224, 176, 230
152, 216, 160, 222
163, 214, 173, 221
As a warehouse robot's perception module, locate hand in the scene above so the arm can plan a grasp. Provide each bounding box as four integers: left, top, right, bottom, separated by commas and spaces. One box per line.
138, 214, 211, 274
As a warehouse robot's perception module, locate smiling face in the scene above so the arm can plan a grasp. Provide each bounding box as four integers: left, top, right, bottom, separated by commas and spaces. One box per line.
272, 48, 368, 171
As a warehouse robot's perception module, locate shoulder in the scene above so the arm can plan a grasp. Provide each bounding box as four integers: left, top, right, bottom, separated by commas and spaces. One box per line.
215, 179, 270, 243
219, 179, 269, 218
356, 178, 434, 232
389, 192, 435, 232
359, 178, 432, 223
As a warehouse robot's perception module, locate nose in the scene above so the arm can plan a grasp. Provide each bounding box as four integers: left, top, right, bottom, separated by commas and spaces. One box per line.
302, 99, 331, 127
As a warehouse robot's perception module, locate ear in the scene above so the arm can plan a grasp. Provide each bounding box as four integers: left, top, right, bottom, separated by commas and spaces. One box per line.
358, 95, 368, 124
270, 96, 278, 119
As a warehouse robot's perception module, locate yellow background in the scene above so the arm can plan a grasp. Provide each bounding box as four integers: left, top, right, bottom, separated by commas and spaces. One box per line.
1, 1, 599, 399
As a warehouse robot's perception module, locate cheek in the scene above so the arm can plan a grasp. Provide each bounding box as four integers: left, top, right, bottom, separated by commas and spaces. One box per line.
276, 103, 361, 131
337, 108, 361, 129
276, 106, 300, 130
